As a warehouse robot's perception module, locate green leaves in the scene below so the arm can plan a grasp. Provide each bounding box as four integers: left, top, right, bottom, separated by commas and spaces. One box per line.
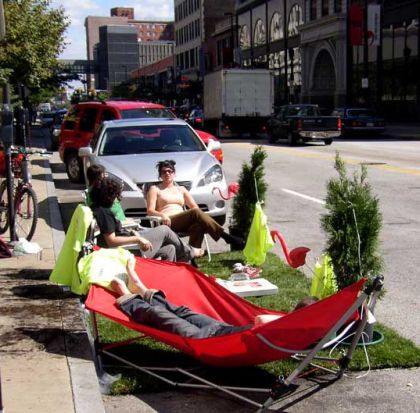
0, 0, 69, 88
231, 145, 268, 237
322, 153, 383, 290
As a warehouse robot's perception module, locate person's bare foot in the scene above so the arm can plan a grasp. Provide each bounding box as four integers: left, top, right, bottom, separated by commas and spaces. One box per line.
192, 247, 205, 258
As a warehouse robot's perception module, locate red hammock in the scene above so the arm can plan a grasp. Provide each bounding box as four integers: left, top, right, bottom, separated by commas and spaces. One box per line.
85, 257, 365, 367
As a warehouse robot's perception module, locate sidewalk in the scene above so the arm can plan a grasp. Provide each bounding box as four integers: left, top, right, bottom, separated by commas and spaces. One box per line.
0, 154, 104, 413
0, 129, 419, 412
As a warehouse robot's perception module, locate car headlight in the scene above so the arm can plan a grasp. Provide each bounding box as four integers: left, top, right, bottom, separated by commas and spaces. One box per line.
106, 172, 134, 192
53, 129, 60, 137
197, 164, 223, 187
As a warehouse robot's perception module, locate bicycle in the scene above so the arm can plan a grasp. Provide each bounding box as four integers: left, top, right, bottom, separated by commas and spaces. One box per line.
0, 146, 49, 241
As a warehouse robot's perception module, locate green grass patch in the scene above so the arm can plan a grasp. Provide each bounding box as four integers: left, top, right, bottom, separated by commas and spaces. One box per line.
95, 252, 420, 395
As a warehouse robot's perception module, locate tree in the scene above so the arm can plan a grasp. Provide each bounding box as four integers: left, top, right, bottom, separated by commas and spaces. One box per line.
0, 0, 69, 90
321, 153, 384, 290
230, 146, 268, 238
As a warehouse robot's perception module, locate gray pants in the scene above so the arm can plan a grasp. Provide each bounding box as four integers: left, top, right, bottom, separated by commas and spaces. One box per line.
119, 292, 249, 338
138, 225, 193, 262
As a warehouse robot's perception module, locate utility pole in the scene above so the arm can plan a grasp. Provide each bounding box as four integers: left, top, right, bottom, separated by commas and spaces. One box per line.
0, 0, 17, 241
0, 0, 10, 105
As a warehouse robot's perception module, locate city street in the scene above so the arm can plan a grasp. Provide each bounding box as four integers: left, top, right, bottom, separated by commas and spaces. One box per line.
44, 127, 420, 347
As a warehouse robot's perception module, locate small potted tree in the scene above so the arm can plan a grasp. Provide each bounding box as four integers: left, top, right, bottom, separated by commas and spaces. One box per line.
321, 153, 384, 341
229, 145, 268, 248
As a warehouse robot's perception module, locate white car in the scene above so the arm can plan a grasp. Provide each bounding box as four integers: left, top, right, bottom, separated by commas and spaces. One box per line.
79, 118, 227, 225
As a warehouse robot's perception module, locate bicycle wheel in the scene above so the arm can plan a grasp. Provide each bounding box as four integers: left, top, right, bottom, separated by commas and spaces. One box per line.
0, 180, 9, 234
14, 186, 38, 241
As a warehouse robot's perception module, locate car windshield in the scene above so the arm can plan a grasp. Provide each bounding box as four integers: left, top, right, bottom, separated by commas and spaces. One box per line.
120, 108, 176, 119
99, 125, 206, 156
348, 109, 375, 117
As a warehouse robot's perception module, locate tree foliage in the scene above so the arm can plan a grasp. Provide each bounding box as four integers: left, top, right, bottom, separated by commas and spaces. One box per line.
321, 153, 384, 290
0, 0, 69, 89
231, 145, 268, 237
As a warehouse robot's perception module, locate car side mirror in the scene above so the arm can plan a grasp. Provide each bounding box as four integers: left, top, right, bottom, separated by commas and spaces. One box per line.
206, 139, 221, 152
79, 147, 93, 157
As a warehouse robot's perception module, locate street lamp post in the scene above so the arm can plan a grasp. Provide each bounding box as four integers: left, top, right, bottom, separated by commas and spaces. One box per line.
0, 0, 10, 105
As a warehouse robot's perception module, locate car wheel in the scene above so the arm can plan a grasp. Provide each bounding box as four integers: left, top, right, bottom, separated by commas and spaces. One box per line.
65, 152, 83, 183
324, 138, 333, 145
287, 132, 296, 146
268, 130, 277, 143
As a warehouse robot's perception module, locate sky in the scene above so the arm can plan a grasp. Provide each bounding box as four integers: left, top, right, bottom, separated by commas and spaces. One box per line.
50, 0, 174, 60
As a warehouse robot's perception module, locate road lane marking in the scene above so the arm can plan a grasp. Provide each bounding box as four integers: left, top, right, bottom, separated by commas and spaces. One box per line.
282, 188, 326, 205
229, 142, 420, 176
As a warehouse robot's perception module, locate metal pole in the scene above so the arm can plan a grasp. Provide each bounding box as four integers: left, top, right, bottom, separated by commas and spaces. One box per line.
283, 0, 288, 103
0, 0, 10, 105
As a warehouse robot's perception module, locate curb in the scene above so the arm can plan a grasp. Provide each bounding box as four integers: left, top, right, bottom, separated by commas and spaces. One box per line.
44, 158, 105, 413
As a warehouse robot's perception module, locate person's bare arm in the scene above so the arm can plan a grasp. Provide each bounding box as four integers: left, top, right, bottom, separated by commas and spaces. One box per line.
103, 232, 153, 252
146, 185, 171, 225
182, 187, 199, 209
126, 255, 149, 296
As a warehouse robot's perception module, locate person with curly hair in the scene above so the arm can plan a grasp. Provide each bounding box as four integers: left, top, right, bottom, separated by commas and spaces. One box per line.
90, 176, 204, 263
146, 160, 245, 249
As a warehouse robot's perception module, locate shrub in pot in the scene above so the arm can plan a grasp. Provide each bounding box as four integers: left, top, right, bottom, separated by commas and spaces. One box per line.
321, 153, 384, 341
230, 146, 268, 246
322, 153, 384, 290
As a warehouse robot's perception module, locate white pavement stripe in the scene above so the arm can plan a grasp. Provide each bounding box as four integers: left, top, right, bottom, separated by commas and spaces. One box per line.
282, 188, 326, 205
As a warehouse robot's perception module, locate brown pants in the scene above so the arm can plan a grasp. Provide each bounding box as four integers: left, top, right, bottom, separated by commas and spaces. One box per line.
169, 208, 224, 248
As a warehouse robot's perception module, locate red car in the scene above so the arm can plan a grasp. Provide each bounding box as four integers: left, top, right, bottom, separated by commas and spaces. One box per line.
59, 100, 223, 183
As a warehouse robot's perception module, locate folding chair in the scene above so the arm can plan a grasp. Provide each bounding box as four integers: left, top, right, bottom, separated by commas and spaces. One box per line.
142, 182, 212, 262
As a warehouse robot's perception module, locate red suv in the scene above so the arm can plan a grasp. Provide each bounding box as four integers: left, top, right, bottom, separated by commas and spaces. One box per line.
59, 100, 223, 182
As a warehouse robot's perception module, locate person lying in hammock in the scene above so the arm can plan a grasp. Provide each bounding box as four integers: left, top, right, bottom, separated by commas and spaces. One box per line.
87, 250, 318, 339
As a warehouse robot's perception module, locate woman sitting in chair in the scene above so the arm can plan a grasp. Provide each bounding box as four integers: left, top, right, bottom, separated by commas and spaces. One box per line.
90, 176, 204, 263
146, 160, 245, 249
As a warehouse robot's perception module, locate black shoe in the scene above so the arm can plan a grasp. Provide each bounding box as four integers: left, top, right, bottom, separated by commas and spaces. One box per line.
190, 258, 199, 268
222, 232, 246, 249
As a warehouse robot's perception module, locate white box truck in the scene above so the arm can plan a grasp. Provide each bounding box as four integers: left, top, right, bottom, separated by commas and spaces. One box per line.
203, 69, 274, 138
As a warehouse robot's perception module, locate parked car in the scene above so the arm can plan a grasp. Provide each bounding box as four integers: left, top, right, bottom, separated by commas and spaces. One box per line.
331, 107, 386, 136
267, 104, 341, 145
78, 118, 227, 225
49, 109, 67, 150
39, 111, 56, 128
59, 100, 223, 183
186, 108, 204, 129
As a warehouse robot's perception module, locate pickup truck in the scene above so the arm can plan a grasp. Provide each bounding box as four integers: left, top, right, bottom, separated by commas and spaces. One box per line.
267, 104, 341, 145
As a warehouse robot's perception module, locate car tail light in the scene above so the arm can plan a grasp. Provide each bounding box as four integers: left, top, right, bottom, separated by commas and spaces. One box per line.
337, 118, 342, 130
196, 117, 202, 123
297, 119, 303, 131
261, 124, 267, 132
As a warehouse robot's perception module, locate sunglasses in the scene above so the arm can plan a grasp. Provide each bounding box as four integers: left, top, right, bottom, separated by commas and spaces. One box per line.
161, 169, 174, 175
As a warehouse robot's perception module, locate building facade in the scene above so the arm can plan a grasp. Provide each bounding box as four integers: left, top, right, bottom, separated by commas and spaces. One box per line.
97, 26, 139, 91
139, 40, 175, 68
85, 7, 174, 89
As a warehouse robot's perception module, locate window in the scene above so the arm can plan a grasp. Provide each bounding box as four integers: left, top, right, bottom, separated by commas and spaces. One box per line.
309, 0, 317, 20
322, 0, 329, 16
79, 108, 97, 132
334, 0, 343, 13
101, 109, 116, 122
